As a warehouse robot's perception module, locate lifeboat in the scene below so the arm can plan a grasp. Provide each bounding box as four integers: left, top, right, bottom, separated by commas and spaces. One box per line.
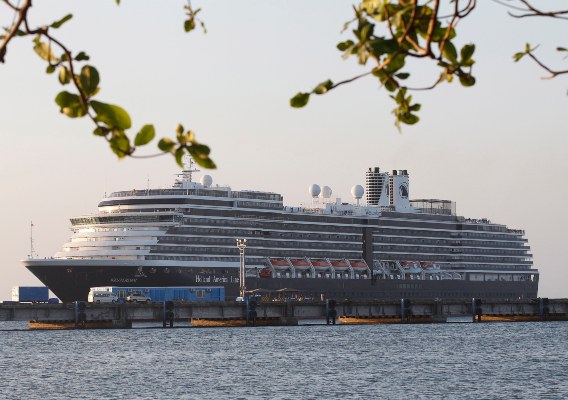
269, 258, 290, 267
259, 267, 272, 278
349, 259, 368, 269
401, 261, 418, 267
290, 258, 311, 267
311, 259, 331, 268
331, 259, 349, 269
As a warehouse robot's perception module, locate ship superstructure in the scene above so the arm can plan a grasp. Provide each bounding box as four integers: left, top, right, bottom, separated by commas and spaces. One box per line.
23, 159, 538, 301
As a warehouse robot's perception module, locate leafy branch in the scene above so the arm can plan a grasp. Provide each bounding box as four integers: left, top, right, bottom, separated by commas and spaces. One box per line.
514, 44, 568, 80
0, 0, 214, 168
291, 0, 478, 129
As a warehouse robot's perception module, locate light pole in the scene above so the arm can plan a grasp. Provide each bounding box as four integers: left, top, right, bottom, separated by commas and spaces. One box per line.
236, 238, 247, 298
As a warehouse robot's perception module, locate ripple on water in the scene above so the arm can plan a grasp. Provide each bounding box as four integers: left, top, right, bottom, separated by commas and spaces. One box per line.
0, 322, 567, 399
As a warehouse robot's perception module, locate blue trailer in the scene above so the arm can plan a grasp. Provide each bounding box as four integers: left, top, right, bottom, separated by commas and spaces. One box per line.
12, 286, 49, 303
91, 286, 225, 302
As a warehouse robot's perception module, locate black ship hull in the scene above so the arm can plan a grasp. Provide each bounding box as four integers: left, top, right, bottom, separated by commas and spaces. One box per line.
24, 260, 539, 303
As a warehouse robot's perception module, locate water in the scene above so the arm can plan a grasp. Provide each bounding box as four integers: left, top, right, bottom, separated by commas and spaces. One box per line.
1, 321, 567, 399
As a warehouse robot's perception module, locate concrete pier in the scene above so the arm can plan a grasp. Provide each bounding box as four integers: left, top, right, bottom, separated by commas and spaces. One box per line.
1, 298, 566, 329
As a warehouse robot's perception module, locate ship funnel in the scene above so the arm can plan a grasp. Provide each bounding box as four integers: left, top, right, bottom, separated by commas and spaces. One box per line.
390, 171, 412, 211
365, 167, 389, 206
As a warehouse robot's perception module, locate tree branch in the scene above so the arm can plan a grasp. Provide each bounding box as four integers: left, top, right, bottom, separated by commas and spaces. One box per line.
526, 51, 568, 79
0, 0, 31, 63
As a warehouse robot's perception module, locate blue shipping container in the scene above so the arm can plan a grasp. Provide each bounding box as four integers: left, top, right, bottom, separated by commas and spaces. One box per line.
12, 286, 49, 302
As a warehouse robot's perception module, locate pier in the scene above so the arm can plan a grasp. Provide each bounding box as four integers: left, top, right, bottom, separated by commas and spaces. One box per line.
0, 298, 566, 329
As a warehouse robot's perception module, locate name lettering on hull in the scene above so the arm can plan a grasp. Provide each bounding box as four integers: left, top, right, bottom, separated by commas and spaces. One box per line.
195, 275, 238, 284
110, 278, 138, 283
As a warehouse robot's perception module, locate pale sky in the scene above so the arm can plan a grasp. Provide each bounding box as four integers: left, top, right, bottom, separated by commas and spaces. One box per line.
1, 1, 566, 300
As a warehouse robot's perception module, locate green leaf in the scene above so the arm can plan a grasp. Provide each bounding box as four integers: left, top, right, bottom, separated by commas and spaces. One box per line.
385, 54, 406, 73
557, 47, 568, 52
50, 14, 73, 29
158, 138, 176, 153
134, 124, 155, 146
58, 66, 71, 85
395, 72, 409, 80
55, 91, 86, 118
374, 69, 398, 92
188, 146, 216, 169
191, 143, 211, 158
46, 65, 56, 74
33, 41, 58, 63
290, 92, 310, 108
401, 113, 419, 125
313, 80, 333, 95
176, 124, 184, 136
175, 147, 185, 167
184, 19, 196, 32
55, 91, 80, 107
193, 156, 216, 169
441, 41, 458, 64
337, 40, 354, 51
460, 44, 475, 66
93, 127, 110, 136
109, 131, 131, 158
90, 100, 131, 130
513, 52, 525, 62
458, 73, 476, 87
74, 52, 90, 61
79, 65, 99, 97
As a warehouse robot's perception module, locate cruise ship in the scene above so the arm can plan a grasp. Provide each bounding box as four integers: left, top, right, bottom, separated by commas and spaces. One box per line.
23, 159, 539, 302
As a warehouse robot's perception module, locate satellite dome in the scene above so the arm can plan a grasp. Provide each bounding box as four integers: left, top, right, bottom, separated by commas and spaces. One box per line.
321, 186, 332, 199
200, 175, 213, 187
308, 184, 321, 198
351, 185, 364, 199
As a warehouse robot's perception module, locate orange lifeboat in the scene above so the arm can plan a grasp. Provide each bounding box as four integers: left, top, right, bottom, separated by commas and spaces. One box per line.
290, 259, 310, 267
259, 267, 272, 278
331, 260, 349, 268
270, 258, 290, 267
311, 259, 331, 267
349, 260, 368, 268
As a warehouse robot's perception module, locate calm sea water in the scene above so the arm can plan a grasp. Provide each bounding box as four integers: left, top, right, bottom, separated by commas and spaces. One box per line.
1, 321, 567, 399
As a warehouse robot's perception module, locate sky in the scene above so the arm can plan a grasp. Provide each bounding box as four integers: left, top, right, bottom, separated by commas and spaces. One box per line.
0, 1, 566, 300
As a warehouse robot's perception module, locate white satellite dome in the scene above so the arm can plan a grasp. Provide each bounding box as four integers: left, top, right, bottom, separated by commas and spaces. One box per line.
351, 185, 364, 200
308, 184, 321, 198
321, 186, 332, 199
200, 175, 213, 188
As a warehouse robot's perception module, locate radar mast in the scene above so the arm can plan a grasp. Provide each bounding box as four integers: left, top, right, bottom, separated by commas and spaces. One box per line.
173, 155, 201, 189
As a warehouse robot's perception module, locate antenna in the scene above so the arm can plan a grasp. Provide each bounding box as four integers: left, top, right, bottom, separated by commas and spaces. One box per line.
184, 156, 198, 183
29, 221, 36, 259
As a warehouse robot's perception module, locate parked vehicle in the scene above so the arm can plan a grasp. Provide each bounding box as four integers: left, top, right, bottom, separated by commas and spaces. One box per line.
87, 290, 118, 303
11, 286, 49, 303
126, 293, 151, 303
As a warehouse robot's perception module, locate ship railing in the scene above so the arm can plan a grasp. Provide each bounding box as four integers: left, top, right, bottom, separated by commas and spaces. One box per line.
372, 261, 390, 279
